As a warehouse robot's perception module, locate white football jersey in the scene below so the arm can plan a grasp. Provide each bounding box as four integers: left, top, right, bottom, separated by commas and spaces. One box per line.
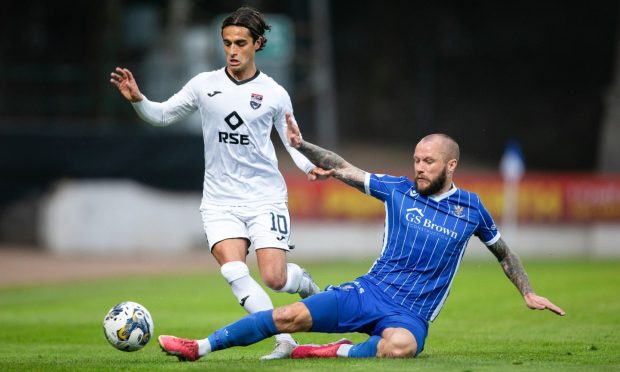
132, 67, 315, 207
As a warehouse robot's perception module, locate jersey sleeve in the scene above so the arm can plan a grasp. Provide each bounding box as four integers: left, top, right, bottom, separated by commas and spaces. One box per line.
131, 75, 200, 126
273, 89, 315, 174
365, 173, 401, 202
474, 197, 501, 246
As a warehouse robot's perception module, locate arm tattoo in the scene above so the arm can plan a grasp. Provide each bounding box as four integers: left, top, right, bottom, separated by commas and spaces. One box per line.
298, 141, 366, 192
487, 238, 533, 296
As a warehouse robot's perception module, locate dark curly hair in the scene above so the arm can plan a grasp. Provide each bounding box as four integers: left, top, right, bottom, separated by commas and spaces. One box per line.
221, 7, 271, 52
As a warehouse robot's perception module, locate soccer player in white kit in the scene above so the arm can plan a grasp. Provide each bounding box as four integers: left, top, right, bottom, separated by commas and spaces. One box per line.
110, 6, 326, 360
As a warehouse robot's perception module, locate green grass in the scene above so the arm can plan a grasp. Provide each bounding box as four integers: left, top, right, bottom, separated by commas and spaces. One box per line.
0, 259, 619, 371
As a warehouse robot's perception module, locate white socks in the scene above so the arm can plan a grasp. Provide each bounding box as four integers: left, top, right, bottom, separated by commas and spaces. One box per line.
220, 261, 274, 313
219, 261, 297, 348
337, 344, 353, 357
275, 263, 304, 294
197, 339, 211, 356
275, 333, 296, 345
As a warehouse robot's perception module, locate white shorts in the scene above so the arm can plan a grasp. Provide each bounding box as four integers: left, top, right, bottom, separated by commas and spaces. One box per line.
200, 203, 292, 251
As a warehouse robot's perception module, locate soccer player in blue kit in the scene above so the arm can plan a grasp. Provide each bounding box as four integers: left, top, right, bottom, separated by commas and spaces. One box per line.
158, 114, 565, 361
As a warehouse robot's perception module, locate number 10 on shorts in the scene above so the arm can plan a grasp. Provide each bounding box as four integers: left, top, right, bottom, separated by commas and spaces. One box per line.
270, 212, 289, 234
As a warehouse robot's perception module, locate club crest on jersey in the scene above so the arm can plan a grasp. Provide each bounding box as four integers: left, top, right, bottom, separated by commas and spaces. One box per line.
452, 205, 464, 217
250, 93, 263, 109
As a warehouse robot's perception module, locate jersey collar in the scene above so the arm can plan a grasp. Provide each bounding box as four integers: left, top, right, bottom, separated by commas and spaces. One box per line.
429, 183, 458, 202
225, 68, 261, 85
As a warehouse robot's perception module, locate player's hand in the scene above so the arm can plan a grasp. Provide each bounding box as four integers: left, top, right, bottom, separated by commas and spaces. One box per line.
110, 67, 144, 103
524, 292, 566, 316
286, 112, 302, 148
307, 167, 335, 181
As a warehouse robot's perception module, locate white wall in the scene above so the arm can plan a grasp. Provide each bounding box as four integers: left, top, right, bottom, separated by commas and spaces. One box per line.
40, 180, 205, 255
40, 181, 620, 258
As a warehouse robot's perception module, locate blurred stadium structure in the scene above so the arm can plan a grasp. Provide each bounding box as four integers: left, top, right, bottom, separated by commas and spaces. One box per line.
1, 0, 619, 257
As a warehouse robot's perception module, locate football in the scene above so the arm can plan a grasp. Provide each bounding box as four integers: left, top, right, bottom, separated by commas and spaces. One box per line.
102, 301, 154, 352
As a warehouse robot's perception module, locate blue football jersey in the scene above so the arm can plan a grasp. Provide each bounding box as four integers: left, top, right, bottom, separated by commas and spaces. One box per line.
361, 173, 500, 321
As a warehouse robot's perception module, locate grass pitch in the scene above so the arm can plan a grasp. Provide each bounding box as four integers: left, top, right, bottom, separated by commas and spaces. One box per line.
0, 258, 618, 371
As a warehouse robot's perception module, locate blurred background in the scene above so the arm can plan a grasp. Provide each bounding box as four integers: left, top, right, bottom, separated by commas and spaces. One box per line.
1, 0, 619, 271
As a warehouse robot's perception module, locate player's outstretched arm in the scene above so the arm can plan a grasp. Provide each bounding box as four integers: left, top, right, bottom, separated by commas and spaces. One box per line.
487, 238, 566, 316
110, 67, 144, 103
286, 112, 365, 192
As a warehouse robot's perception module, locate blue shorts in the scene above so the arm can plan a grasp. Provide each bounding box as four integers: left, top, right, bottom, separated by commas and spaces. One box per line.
301, 277, 429, 355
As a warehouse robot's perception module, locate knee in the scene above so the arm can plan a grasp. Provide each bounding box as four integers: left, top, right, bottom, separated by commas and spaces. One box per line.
378, 329, 417, 358
385, 346, 416, 358
261, 272, 287, 291
272, 303, 312, 333
272, 305, 296, 324
379, 343, 416, 358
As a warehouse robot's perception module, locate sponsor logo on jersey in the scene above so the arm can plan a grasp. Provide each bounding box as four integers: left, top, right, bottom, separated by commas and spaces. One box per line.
225, 111, 244, 130
219, 111, 250, 145
250, 93, 263, 109
207, 90, 222, 97
405, 207, 424, 222
409, 189, 419, 198
405, 207, 458, 239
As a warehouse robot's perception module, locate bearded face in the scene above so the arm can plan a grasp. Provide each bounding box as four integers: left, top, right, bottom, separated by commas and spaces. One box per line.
415, 163, 448, 196
413, 136, 457, 197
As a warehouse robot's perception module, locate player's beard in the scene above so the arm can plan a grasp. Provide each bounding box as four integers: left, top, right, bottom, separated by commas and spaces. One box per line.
416, 165, 448, 196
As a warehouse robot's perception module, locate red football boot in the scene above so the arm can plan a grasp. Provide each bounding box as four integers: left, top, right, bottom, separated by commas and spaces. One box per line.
158, 335, 200, 362
291, 338, 353, 359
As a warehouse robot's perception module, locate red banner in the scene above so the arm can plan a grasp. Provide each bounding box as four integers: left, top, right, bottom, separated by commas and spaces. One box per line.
285, 173, 620, 223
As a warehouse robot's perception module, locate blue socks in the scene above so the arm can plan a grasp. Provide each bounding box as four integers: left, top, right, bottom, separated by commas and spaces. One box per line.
348, 336, 381, 358
203, 308, 381, 358
207, 310, 278, 351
